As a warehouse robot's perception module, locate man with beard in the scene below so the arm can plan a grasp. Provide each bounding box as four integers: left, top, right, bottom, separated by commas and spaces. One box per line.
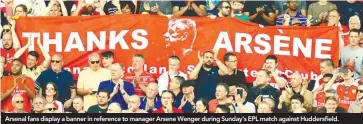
189, 50, 228, 101
276, 0, 307, 26
216, 1, 230, 17
1, 30, 21, 72
254, 55, 288, 90
13, 36, 51, 81
87, 89, 109, 113
247, 70, 280, 109
1, 59, 35, 112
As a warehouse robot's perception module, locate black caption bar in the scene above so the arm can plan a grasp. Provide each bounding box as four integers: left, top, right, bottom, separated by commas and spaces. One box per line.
1, 113, 362, 124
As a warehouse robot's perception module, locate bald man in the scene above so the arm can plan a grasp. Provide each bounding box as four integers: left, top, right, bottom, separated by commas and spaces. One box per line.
140, 83, 162, 113
98, 63, 134, 110
36, 54, 76, 109
107, 102, 122, 113
281, 71, 313, 112
122, 95, 146, 113
77, 52, 111, 110
10, 94, 26, 113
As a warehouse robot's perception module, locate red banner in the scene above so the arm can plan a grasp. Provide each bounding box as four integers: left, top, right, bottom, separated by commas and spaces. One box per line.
15, 15, 339, 82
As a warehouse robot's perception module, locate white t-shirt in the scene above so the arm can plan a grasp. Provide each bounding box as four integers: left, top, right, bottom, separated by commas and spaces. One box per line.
157, 71, 187, 96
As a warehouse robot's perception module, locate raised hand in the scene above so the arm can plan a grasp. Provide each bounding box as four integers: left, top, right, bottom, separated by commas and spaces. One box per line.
213, 49, 219, 60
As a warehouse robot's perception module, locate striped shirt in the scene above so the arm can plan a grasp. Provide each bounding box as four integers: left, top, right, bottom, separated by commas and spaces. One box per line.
276, 11, 307, 26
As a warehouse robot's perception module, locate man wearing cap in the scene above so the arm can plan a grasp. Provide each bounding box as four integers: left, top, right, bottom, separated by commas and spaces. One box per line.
324, 65, 359, 111
340, 29, 363, 79
177, 80, 196, 113
276, 0, 306, 26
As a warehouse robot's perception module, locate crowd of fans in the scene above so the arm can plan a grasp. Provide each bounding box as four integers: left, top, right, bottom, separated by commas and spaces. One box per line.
0, 0, 363, 114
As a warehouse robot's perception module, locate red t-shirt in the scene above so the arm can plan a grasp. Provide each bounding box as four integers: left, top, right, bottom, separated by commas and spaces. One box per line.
152, 108, 184, 113
315, 91, 326, 109
1, 76, 35, 112
0, 48, 16, 72
332, 81, 358, 111
123, 71, 156, 97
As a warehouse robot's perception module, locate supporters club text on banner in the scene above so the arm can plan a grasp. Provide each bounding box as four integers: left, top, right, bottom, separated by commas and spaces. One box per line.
15, 15, 339, 82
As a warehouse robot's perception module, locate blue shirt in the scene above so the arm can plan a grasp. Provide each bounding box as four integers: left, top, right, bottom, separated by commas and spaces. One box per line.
194, 66, 219, 101
173, 92, 184, 108
140, 97, 162, 113
35, 68, 75, 103
276, 11, 307, 26
97, 80, 134, 110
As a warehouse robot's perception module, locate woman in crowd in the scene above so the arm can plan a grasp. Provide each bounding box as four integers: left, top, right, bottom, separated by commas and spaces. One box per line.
32, 96, 46, 113
42, 82, 64, 113
14, 4, 28, 17
194, 98, 209, 113
72, 96, 85, 113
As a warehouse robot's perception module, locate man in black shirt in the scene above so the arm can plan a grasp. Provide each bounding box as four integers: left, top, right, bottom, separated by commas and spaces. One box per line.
247, 70, 280, 109
244, 1, 277, 26
172, 1, 207, 17
87, 89, 110, 113
220, 53, 246, 93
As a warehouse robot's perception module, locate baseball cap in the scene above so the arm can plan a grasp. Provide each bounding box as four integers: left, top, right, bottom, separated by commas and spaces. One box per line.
181, 80, 195, 88
339, 65, 354, 73
103, 1, 118, 15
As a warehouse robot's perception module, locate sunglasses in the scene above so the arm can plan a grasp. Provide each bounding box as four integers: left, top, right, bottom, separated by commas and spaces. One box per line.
51, 60, 61, 63
16, 101, 24, 103
90, 60, 100, 64
358, 90, 363, 93
222, 6, 231, 9
3, 29, 10, 33
46, 108, 57, 111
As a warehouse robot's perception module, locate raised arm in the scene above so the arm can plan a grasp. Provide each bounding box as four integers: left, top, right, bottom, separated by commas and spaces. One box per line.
10, 20, 20, 49
172, 2, 190, 17
324, 69, 338, 92
13, 36, 31, 59
189, 51, 203, 80
72, 0, 85, 16
37, 38, 51, 69
190, 2, 206, 16
58, 0, 68, 16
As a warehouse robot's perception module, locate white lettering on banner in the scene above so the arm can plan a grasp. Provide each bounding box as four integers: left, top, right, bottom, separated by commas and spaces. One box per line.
22, 32, 40, 51
43, 32, 63, 52
315, 39, 332, 58
234, 33, 253, 53
109, 30, 130, 50
22, 30, 149, 52
213, 32, 333, 59
293, 38, 312, 58
213, 32, 234, 52
87, 31, 106, 50
274, 35, 290, 56
131, 29, 148, 50
64, 32, 85, 52
254, 34, 271, 54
